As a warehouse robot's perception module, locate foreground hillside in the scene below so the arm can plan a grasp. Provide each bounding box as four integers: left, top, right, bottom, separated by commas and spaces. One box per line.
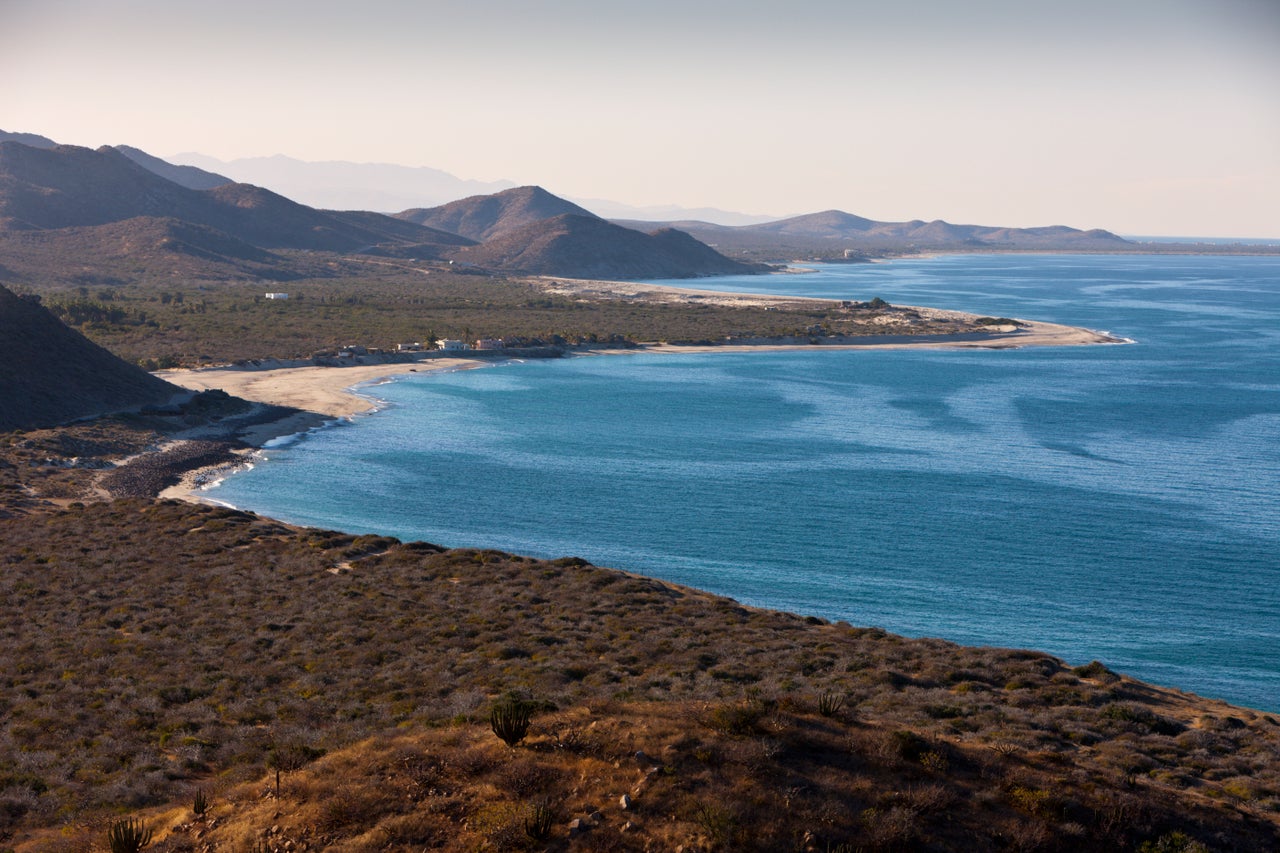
0, 423, 1278, 851
0, 284, 180, 430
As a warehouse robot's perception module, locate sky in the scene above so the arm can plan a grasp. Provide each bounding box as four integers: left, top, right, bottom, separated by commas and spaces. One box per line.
2, 0, 1278, 237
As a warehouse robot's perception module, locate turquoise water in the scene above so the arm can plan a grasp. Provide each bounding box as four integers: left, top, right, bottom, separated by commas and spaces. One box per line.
209, 255, 1280, 712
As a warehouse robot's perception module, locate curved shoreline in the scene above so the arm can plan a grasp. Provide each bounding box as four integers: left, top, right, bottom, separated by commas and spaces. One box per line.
159, 319, 1124, 421
153, 316, 1123, 505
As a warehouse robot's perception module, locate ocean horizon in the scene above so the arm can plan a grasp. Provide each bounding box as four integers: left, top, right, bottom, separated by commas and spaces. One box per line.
207, 253, 1280, 713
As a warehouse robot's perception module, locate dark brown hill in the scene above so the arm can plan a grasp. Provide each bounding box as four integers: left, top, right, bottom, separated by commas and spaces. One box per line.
113, 144, 233, 190
0, 142, 468, 254
0, 216, 295, 286
449, 214, 766, 279
397, 184, 599, 241
0, 285, 180, 430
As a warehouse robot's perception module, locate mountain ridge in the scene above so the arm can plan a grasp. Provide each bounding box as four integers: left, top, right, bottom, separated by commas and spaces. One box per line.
0, 142, 473, 258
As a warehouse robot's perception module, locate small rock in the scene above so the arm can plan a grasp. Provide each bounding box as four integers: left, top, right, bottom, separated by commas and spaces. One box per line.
568, 818, 586, 837
619, 794, 632, 810
621, 820, 636, 832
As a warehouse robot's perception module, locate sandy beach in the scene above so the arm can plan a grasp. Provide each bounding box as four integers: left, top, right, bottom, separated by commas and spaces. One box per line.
153, 356, 485, 504
158, 356, 487, 419
159, 319, 1120, 427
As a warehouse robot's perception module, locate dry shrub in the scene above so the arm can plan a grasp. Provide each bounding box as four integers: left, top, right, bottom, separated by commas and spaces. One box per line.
374, 811, 451, 847
470, 801, 527, 849
701, 699, 768, 736
494, 755, 565, 798
312, 782, 400, 834
861, 804, 920, 849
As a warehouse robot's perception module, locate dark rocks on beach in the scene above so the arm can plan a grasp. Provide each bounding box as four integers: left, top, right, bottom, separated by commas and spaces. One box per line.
99, 440, 242, 498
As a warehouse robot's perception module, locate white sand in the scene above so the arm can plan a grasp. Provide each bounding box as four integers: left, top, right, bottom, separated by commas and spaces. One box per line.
159, 357, 486, 419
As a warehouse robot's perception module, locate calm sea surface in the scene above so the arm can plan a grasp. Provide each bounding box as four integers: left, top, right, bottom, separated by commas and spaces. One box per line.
208, 255, 1280, 712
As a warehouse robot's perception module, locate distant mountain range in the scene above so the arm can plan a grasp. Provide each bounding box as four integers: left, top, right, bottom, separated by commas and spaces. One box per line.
0, 284, 180, 430
163, 151, 780, 225
4, 129, 1206, 290
0, 136, 763, 281
614, 210, 1131, 255
167, 152, 517, 214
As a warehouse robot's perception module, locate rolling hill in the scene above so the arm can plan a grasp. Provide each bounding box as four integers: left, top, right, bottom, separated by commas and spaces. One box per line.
449, 213, 767, 279
0, 284, 181, 430
397, 184, 600, 241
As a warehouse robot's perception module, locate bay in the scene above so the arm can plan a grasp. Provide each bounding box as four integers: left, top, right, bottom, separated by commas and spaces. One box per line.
208, 254, 1280, 712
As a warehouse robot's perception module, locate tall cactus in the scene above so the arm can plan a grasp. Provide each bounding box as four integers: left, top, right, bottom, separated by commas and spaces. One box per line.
107, 817, 153, 853
489, 696, 534, 747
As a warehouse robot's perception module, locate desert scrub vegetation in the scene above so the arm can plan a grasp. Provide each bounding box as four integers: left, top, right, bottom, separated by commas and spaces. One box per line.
0, 492, 1278, 848
14, 267, 993, 367
18, 699, 1280, 852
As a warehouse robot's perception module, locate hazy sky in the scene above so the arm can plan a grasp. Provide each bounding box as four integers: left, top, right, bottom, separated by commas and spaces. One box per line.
3, 0, 1278, 237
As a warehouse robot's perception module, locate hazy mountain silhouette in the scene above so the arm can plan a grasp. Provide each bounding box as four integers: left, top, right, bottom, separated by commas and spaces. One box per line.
114, 145, 233, 190
0, 142, 471, 255
167, 152, 517, 212
398, 186, 600, 242
0, 129, 58, 149
0, 285, 181, 430
636, 209, 1132, 252
449, 214, 765, 279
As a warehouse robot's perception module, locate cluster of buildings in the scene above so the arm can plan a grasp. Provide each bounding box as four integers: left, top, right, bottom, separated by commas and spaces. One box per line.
395, 339, 507, 353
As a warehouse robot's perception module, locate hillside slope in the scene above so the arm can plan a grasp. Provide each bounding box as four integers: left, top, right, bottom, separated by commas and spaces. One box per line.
450, 213, 766, 279
113, 144, 234, 190
0, 495, 1275, 850
0, 285, 180, 429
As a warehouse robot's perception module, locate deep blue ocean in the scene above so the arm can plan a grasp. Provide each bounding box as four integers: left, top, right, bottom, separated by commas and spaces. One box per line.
208, 254, 1280, 712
